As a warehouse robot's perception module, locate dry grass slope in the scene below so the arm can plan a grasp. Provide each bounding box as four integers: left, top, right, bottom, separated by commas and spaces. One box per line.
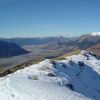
0, 57, 45, 77
53, 50, 81, 60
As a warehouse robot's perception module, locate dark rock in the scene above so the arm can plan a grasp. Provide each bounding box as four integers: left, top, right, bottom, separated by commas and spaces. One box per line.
66, 83, 74, 90
47, 73, 56, 77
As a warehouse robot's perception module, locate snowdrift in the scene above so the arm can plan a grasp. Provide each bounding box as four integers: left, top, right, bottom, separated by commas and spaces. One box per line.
0, 51, 100, 100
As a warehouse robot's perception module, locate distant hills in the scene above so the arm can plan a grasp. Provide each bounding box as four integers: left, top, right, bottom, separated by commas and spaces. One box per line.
1, 32, 99, 48
40, 33, 100, 55
0, 32, 99, 68
0, 32, 100, 62
0, 32, 100, 56
0, 40, 29, 58
0, 32, 100, 51
0, 36, 75, 46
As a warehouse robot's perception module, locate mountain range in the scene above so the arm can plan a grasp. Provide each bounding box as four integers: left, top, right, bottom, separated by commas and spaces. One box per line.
0, 32, 99, 68
1, 32, 99, 52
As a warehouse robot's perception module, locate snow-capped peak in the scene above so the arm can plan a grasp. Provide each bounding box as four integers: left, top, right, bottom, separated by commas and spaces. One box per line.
91, 32, 100, 36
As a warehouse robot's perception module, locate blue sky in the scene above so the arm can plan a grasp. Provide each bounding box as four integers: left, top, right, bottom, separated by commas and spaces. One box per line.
0, 0, 100, 37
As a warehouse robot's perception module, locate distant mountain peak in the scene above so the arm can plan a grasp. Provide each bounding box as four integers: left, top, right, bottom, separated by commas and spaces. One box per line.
90, 32, 100, 36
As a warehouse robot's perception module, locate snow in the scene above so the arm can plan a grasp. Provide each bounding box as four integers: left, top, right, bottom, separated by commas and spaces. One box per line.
91, 32, 100, 36
0, 51, 100, 100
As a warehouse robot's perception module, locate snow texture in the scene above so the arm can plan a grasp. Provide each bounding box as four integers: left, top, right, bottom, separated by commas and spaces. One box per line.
0, 51, 100, 100
91, 32, 100, 36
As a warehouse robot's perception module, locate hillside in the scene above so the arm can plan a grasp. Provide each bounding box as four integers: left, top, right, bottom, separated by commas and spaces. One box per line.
73, 33, 100, 49
87, 44, 100, 57
0, 51, 100, 100
0, 40, 29, 58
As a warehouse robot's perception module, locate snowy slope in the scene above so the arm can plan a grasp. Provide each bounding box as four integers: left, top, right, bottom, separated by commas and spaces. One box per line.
91, 32, 100, 36
0, 51, 100, 100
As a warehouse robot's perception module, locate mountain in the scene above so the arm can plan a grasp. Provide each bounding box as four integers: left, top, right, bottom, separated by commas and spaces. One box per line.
0, 33, 99, 49
0, 40, 29, 58
41, 41, 78, 54
0, 36, 73, 46
39, 33, 100, 54
42, 41, 69, 50
87, 43, 100, 58
1, 32, 99, 52
60, 33, 100, 50
91, 32, 100, 36
0, 32, 99, 68
0, 51, 99, 100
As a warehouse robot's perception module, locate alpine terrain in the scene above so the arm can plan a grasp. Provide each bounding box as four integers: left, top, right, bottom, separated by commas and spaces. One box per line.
0, 51, 100, 100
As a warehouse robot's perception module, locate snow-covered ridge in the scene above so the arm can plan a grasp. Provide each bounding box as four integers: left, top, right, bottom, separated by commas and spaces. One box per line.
0, 51, 100, 100
91, 32, 100, 36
